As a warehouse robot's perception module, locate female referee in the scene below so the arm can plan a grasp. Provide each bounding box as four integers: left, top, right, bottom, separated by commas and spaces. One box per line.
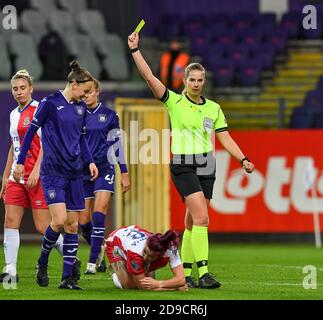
13, 61, 98, 290
79, 78, 130, 274
128, 32, 254, 289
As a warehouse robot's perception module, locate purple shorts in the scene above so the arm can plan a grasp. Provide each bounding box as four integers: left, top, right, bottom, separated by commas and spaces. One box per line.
40, 175, 85, 211
83, 174, 115, 199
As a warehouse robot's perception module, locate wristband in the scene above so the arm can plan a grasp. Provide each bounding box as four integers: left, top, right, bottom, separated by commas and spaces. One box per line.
130, 47, 139, 53
240, 157, 250, 165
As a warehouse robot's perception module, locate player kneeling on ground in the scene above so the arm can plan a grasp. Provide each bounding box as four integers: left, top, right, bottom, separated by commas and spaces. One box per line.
105, 225, 187, 291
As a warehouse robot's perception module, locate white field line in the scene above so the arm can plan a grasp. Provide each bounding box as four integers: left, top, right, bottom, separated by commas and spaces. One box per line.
218, 264, 323, 271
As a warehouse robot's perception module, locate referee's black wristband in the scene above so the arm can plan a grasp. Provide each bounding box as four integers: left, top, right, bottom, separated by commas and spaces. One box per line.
130, 47, 139, 53
240, 157, 250, 165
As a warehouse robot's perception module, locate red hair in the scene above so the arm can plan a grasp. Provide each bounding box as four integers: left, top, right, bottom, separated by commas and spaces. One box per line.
146, 230, 179, 255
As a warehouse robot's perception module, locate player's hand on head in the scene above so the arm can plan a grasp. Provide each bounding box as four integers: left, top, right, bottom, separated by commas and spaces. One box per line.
89, 163, 99, 181
243, 161, 254, 174
13, 164, 24, 183
121, 172, 130, 193
128, 32, 139, 49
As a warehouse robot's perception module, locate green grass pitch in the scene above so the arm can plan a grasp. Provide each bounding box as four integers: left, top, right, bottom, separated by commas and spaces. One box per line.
0, 243, 322, 300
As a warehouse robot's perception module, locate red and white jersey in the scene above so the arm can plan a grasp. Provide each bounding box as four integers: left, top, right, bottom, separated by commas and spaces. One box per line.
9, 99, 41, 183
106, 225, 182, 275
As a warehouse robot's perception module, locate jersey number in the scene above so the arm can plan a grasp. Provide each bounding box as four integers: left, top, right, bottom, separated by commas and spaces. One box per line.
105, 174, 115, 184
128, 230, 146, 240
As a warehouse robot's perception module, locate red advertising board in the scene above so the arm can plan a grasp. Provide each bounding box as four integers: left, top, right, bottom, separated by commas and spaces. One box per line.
170, 130, 323, 232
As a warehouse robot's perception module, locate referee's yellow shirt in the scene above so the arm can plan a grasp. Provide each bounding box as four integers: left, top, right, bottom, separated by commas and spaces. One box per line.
160, 89, 228, 155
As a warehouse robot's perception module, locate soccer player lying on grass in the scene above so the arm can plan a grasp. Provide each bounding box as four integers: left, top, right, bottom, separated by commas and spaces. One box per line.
105, 225, 187, 291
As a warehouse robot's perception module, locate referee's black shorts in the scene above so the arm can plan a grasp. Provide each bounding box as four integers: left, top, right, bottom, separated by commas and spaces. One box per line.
170, 152, 216, 201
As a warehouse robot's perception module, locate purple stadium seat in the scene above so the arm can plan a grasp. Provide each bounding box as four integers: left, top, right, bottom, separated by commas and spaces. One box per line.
251, 43, 275, 70
317, 76, 323, 90
255, 13, 277, 39
202, 43, 227, 69
227, 43, 250, 70
211, 29, 237, 49
157, 14, 182, 41
264, 28, 288, 54
255, 13, 277, 28
303, 90, 323, 111
231, 12, 255, 35
182, 13, 206, 36
290, 107, 314, 128
238, 29, 263, 50
208, 21, 229, 37
211, 59, 235, 87
280, 12, 302, 39
189, 31, 210, 56
239, 60, 262, 87
207, 12, 230, 25
207, 13, 230, 31
314, 114, 323, 128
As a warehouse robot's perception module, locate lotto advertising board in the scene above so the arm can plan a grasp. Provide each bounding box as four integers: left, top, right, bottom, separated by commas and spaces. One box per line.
170, 130, 323, 232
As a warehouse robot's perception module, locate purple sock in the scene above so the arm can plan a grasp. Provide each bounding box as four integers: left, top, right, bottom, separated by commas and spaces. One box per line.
62, 233, 78, 279
39, 225, 61, 266
79, 221, 92, 245
89, 212, 105, 264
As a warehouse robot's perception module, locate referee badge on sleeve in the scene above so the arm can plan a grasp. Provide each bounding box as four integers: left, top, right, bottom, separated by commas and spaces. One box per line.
203, 117, 214, 133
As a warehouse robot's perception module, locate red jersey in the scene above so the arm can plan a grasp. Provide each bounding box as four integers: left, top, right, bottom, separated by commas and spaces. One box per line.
9, 99, 41, 183
105, 225, 182, 275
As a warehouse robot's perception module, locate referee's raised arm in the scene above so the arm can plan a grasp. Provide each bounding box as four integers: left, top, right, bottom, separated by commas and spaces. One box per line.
128, 32, 166, 100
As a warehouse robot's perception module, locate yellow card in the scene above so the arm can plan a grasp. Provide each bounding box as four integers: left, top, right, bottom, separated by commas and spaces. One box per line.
134, 19, 145, 33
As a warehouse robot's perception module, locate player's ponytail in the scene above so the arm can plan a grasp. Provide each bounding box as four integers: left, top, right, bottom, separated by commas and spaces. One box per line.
11, 69, 33, 86
67, 60, 94, 84
147, 230, 179, 256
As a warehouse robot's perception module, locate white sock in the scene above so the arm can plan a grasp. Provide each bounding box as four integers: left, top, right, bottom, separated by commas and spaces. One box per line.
53, 234, 64, 256
112, 273, 123, 289
3, 228, 20, 276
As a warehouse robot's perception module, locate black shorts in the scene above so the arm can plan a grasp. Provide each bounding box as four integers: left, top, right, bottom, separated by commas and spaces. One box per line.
170, 152, 216, 200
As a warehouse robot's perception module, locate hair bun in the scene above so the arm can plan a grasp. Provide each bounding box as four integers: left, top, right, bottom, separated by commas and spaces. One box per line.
15, 69, 30, 77
69, 60, 81, 72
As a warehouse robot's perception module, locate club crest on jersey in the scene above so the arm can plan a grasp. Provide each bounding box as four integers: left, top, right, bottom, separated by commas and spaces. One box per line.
75, 105, 84, 116
48, 189, 56, 199
98, 113, 107, 123
23, 117, 30, 127
203, 117, 213, 133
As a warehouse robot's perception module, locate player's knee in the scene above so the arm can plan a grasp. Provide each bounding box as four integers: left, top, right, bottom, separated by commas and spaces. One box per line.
64, 222, 78, 234
4, 216, 20, 229
193, 215, 209, 226
79, 215, 90, 225
51, 222, 64, 232
93, 205, 108, 214
35, 223, 47, 235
